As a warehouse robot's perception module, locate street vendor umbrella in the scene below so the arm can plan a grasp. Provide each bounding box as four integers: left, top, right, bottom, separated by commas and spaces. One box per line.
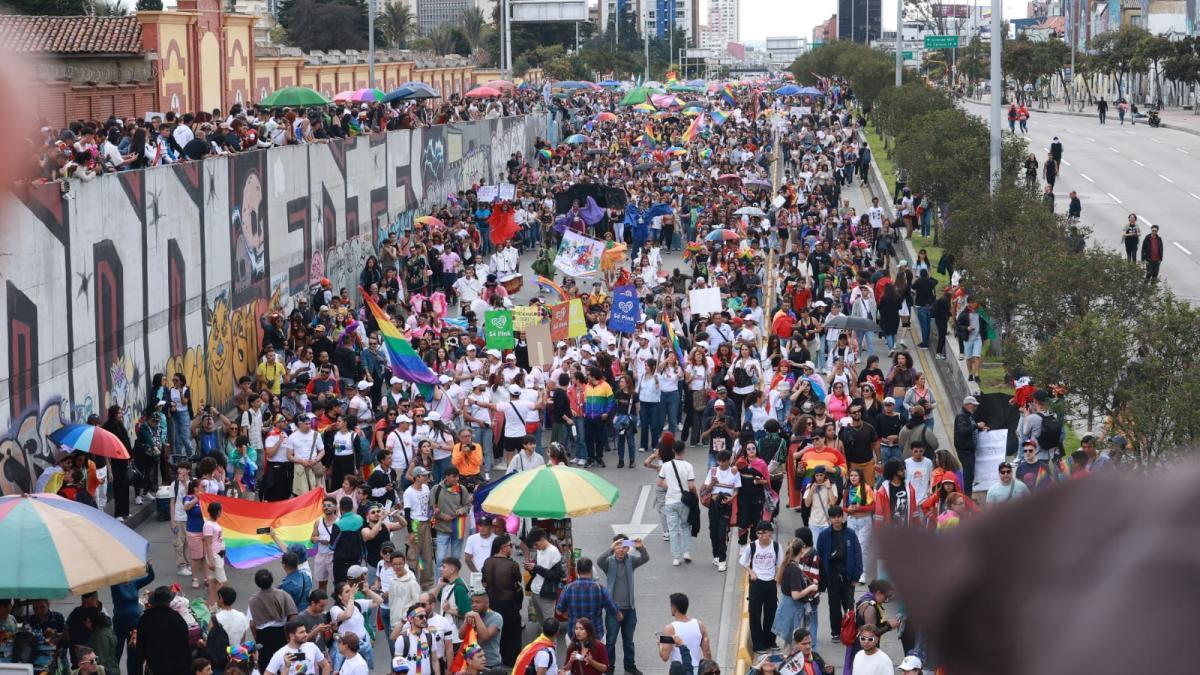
598, 80, 622, 87
775, 84, 802, 96
744, 179, 772, 191
260, 86, 330, 107
620, 87, 651, 106
466, 86, 502, 98
0, 493, 149, 598
556, 80, 596, 90
482, 465, 619, 518
48, 423, 130, 459
717, 173, 742, 186
706, 228, 741, 242
734, 206, 766, 217
483, 79, 516, 90
797, 86, 823, 96
336, 88, 383, 102
823, 314, 881, 332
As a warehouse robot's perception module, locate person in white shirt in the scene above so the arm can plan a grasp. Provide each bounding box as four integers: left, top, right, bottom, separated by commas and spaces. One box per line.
738, 521, 781, 653
701, 450, 741, 571
386, 552, 423, 636
657, 446, 697, 566
506, 436, 545, 475
348, 381, 374, 423
264, 621, 329, 675
336, 634, 369, 675
214, 586, 250, 645
850, 624, 894, 675
283, 415, 325, 496
985, 460, 1030, 504
387, 416, 416, 482
904, 442, 934, 503
463, 516, 498, 573
392, 603, 441, 675
803, 467, 840, 531
404, 467, 435, 587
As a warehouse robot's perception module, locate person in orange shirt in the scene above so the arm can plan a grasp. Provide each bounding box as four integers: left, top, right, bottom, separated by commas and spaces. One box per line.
452, 428, 484, 490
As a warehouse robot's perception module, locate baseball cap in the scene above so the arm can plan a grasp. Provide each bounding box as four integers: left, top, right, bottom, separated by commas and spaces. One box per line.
390, 376, 403, 385
356, 380, 371, 390
963, 395, 979, 405
392, 657, 412, 673
898, 655, 923, 672
398, 415, 413, 424
486, 349, 502, 359
883, 396, 896, 405
465, 343, 477, 351
412, 466, 431, 477
427, 411, 442, 422
508, 384, 522, 395
347, 564, 368, 579
438, 374, 453, 384
714, 400, 726, 408
471, 377, 488, 387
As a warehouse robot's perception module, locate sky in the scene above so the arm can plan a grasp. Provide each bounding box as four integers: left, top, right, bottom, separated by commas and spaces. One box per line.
738, 0, 1030, 43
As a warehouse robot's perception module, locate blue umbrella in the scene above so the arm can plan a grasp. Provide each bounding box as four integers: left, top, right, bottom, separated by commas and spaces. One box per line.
798, 86, 823, 96
382, 86, 439, 102
598, 80, 622, 87
775, 84, 802, 96
557, 80, 595, 90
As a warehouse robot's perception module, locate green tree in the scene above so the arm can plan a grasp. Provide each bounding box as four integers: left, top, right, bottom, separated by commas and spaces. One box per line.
958, 36, 989, 86
1002, 35, 1067, 104
873, 80, 953, 140
1091, 25, 1150, 99
1133, 32, 1174, 107
5, 0, 88, 13
136, 0, 164, 10
378, 1, 415, 49
429, 24, 458, 56
459, 6, 486, 55
1164, 36, 1200, 113
89, 0, 129, 15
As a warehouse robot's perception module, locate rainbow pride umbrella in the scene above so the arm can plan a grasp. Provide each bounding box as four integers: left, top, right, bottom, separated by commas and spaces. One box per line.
564, 134, 591, 145
594, 111, 618, 123
48, 423, 130, 459
199, 489, 324, 569
482, 465, 619, 518
0, 493, 149, 598
632, 102, 656, 113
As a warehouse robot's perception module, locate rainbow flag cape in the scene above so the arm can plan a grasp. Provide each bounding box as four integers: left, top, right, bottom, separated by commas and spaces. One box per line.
720, 86, 736, 106
682, 116, 701, 143
198, 489, 324, 569
536, 275, 569, 301
538, 148, 552, 161
665, 319, 685, 365
360, 287, 438, 385
511, 635, 556, 675
700, 147, 713, 160
709, 109, 728, 126
450, 623, 480, 674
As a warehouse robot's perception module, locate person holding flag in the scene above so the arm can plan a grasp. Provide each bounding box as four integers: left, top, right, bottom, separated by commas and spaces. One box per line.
512, 618, 560, 675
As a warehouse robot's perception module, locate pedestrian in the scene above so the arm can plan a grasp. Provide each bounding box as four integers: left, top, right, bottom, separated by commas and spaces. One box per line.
1118, 98, 1129, 124
565, 618, 609, 675
1042, 154, 1057, 189
460, 590, 504, 669
431, 467, 472, 571
954, 395, 987, 494
1098, 97, 1108, 124
740, 520, 781, 654
657, 594, 711, 675
136, 587, 191, 675
480, 534, 524, 665
392, 603, 439, 675
328, 580, 383, 672
701, 450, 739, 571
985, 460, 1030, 504
771, 530, 820, 650
513, 618, 560, 675
1050, 136, 1063, 168
1006, 103, 1017, 133
1068, 191, 1081, 221
248, 569, 299, 660
263, 621, 328, 675
1141, 224, 1164, 281
1017, 103, 1029, 133
596, 536, 649, 675
556, 557, 621, 645
525, 526, 567, 626
955, 298, 987, 383
109, 563, 155, 675
658, 443, 698, 566
849, 623, 893, 675
815, 506, 862, 641
402, 467, 435, 587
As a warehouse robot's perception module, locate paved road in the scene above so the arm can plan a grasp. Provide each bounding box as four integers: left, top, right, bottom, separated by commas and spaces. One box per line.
963, 99, 1200, 302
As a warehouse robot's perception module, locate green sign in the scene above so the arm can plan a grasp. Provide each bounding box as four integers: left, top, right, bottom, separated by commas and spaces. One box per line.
924, 35, 959, 49
902, 51, 914, 59
484, 309, 515, 349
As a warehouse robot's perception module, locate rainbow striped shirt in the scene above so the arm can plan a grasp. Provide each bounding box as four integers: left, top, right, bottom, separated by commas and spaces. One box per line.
584, 381, 616, 419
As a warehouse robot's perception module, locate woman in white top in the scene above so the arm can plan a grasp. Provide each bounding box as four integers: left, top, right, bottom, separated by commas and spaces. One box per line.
658, 353, 683, 440
329, 415, 360, 492
329, 580, 384, 671
744, 391, 771, 434
730, 344, 761, 411
682, 349, 709, 447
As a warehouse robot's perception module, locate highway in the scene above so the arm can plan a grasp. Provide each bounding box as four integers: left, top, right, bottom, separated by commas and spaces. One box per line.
963, 99, 1200, 303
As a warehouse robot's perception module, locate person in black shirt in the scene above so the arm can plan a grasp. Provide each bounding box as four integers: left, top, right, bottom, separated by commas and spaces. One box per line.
912, 269, 937, 348
840, 404, 880, 484
700, 403, 736, 468
872, 398, 904, 466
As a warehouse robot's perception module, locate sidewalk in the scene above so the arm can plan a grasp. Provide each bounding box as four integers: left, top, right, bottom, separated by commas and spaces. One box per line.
963, 94, 1200, 137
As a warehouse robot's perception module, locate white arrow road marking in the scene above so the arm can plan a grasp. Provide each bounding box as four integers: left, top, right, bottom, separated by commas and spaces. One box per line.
610, 484, 658, 538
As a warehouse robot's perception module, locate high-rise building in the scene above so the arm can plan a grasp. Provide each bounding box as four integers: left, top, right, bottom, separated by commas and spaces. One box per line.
837, 0, 880, 43
700, 0, 737, 50
419, 0, 473, 33
638, 0, 697, 42
765, 36, 806, 69
812, 13, 837, 46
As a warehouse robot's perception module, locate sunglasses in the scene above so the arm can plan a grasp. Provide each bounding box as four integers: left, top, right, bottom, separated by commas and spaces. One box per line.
858, 635, 877, 642
999, 468, 1013, 474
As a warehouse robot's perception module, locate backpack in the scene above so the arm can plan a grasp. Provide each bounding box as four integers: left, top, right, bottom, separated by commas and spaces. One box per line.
525, 647, 555, 675
839, 598, 877, 647
668, 645, 694, 675
206, 617, 231, 669
1037, 412, 1063, 451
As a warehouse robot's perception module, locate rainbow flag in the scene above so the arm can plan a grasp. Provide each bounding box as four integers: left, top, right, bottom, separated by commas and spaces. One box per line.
198, 489, 324, 569
665, 319, 685, 365
700, 147, 713, 160
682, 116, 701, 143
538, 148, 552, 161
720, 86, 736, 106
450, 623, 479, 673
709, 109, 728, 126
536, 275, 569, 301
454, 514, 468, 540
360, 288, 439, 385
512, 636, 556, 675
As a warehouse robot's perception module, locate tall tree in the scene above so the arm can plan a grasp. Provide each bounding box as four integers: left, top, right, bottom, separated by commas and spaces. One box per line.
459, 6, 486, 55
429, 24, 458, 56
1133, 33, 1173, 106
1091, 25, 1150, 99
378, 1, 415, 49
136, 0, 165, 10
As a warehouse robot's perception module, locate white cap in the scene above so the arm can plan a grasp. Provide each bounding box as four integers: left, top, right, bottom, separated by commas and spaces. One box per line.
508, 384, 523, 395
556, 341, 568, 348
487, 349, 502, 359
639, 332, 653, 340
897, 655, 923, 671
398, 415, 413, 423
582, 344, 595, 353
883, 396, 896, 404
438, 374, 453, 384
471, 377, 488, 387
347, 564, 368, 578
963, 395, 980, 405
565, 348, 581, 361
505, 353, 517, 361
802, 361, 816, 370
427, 411, 441, 422
466, 343, 477, 351
390, 376, 404, 385
812, 300, 827, 308
696, 340, 709, 350
356, 380, 371, 390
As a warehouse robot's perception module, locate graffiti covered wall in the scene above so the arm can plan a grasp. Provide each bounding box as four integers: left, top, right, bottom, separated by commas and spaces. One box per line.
0, 113, 549, 495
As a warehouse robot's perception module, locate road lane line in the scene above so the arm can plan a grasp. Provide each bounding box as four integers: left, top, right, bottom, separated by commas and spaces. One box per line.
1191, 192, 1200, 201
1160, 174, 1175, 183
1151, 137, 1163, 144
1107, 192, 1123, 204
1061, 159, 1071, 166
1080, 173, 1094, 182
1086, 136, 1096, 142
1132, 159, 1145, 166
1174, 242, 1193, 256
1178, 147, 1190, 154
1139, 215, 1154, 227
1108, 146, 1120, 153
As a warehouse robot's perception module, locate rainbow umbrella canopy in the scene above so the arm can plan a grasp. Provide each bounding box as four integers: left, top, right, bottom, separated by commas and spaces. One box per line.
0, 493, 149, 598
48, 423, 130, 459
481, 465, 619, 518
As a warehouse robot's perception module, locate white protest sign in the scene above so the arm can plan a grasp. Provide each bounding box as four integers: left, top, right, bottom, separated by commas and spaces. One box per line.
497, 182, 516, 201
972, 429, 1009, 492
477, 185, 499, 202
688, 287, 723, 316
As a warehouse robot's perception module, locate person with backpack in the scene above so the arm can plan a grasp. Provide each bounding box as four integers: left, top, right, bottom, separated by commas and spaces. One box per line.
1021, 389, 1061, 463
954, 395, 989, 497
657, 593, 710, 675
431, 468, 474, 572
513, 618, 560, 675
815, 506, 862, 644
210, 586, 250, 671
842, 581, 898, 675
738, 521, 781, 654
330, 496, 365, 585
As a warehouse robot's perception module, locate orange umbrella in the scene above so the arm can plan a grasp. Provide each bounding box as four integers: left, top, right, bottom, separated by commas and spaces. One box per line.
466, 86, 502, 98
416, 215, 445, 229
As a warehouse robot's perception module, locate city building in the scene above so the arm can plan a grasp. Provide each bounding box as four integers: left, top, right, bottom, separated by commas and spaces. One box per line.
418, 0, 474, 34
638, 0, 699, 43
811, 13, 837, 46
700, 0, 737, 50
765, 35, 806, 69
838, 0, 881, 43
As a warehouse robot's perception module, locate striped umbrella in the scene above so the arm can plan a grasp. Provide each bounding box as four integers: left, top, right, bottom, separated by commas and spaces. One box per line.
481, 465, 619, 518
0, 493, 149, 598
48, 423, 130, 459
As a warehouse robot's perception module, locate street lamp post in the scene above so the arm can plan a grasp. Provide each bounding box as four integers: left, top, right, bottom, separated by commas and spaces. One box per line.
989, 0, 1001, 189
367, 0, 375, 88
895, 0, 902, 86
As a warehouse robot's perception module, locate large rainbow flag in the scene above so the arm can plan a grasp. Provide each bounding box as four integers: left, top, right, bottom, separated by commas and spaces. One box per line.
359, 288, 439, 385
198, 489, 325, 569
665, 318, 685, 365
709, 109, 728, 126
682, 115, 701, 143
719, 86, 736, 106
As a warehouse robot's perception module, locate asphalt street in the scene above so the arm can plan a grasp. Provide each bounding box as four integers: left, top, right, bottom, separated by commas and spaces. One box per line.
963, 99, 1200, 303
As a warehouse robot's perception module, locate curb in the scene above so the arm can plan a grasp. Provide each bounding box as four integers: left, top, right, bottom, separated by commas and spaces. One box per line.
961, 98, 1200, 138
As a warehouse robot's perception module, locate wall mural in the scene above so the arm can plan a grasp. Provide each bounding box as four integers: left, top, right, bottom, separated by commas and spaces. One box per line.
0, 113, 549, 494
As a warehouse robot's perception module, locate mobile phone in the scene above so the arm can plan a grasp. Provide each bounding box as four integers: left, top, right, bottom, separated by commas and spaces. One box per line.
384, 499, 394, 511
621, 540, 635, 549
256, 526, 273, 535
658, 635, 676, 645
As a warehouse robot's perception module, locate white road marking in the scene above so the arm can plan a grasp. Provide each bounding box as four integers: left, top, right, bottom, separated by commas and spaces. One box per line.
1080, 173, 1094, 182
1061, 159, 1071, 166
1108, 146, 1120, 153
1178, 147, 1190, 154
1086, 136, 1096, 142
1107, 192, 1123, 204
1160, 174, 1175, 183
1151, 137, 1163, 144
1191, 192, 1200, 201
1139, 215, 1154, 227
1174, 242, 1193, 256
1132, 159, 1145, 166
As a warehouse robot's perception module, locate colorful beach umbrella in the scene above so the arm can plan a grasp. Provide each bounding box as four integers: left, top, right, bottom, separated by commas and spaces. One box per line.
416, 215, 445, 229
481, 465, 619, 518
0, 493, 149, 598
633, 102, 656, 113
620, 87, 651, 106
706, 228, 741, 242
48, 423, 130, 459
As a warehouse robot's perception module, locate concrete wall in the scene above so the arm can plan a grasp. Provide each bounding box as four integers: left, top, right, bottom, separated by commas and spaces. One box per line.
0, 112, 549, 495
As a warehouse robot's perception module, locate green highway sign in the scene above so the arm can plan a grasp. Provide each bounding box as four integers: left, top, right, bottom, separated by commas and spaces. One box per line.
924, 35, 959, 49
902, 51, 914, 59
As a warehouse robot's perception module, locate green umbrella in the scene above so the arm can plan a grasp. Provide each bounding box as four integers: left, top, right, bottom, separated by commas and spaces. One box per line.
620, 87, 651, 106
481, 465, 619, 518
260, 86, 330, 107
